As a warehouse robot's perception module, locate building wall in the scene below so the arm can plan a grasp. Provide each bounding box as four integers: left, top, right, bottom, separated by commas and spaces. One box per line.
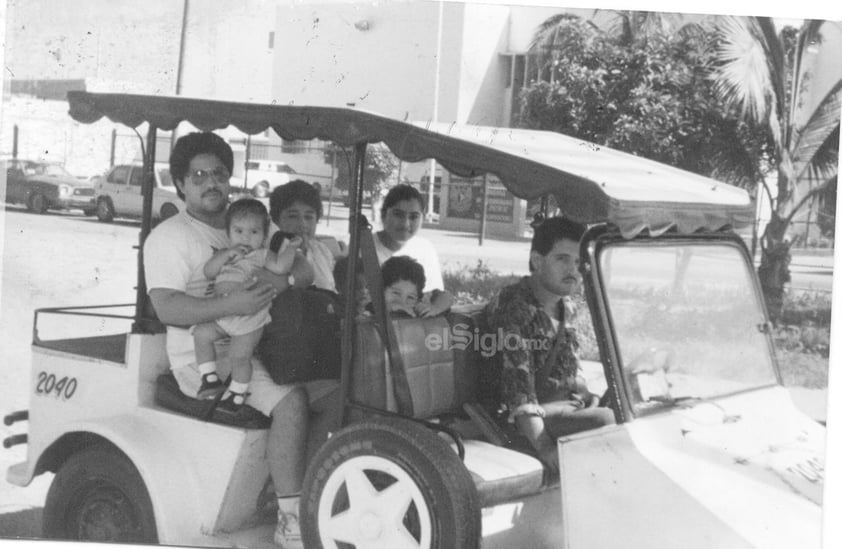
4, 0, 182, 94
457, 3, 510, 126
271, 0, 465, 122
178, 0, 278, 102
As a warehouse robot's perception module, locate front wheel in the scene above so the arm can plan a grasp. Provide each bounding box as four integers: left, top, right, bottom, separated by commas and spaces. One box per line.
160, 202, 178, 220
96, 198, 114, 222
28, 193, 49, 213
42, 444, 158, 543
301, 417, 481, 549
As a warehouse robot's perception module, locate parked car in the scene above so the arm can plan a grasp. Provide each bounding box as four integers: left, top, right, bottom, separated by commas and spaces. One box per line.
241, 159, 297, 197
91, 163, 182, 222
3, 158, 96, 215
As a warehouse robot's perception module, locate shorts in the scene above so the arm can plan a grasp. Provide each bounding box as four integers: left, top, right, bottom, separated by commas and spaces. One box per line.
171, 355, 338, 416
215, 307, 271, 337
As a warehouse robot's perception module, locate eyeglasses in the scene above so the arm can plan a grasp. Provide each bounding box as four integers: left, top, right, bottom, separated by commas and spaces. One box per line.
187, 166, 230, 183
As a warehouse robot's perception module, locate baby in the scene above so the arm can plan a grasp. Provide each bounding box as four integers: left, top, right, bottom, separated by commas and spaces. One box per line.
192, 198, 302, 411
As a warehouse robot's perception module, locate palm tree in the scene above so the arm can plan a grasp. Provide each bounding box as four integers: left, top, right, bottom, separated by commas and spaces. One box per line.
528, 13, 599, 82
712, 16, 841, 322
597, 9, 684, 46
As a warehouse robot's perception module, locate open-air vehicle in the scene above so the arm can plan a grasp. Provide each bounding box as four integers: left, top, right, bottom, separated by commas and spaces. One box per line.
3, 91, 826, 549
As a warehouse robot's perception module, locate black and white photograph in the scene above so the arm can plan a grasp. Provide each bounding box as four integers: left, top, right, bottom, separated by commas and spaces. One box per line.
1, 0, 840, 548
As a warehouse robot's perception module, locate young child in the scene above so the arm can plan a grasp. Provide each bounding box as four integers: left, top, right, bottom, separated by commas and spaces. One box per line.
192, 198, 303, 411
381, 255, 426, 317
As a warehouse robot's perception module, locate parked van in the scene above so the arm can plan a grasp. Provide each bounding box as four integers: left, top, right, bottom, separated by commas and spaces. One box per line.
243, 159, 297, 197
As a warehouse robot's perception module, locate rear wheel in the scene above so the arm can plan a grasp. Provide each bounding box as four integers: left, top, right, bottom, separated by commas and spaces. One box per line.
301, 417, 480, 549
28, 193, 49, 213
96, 198, 114, 222
42, 444, 158, 543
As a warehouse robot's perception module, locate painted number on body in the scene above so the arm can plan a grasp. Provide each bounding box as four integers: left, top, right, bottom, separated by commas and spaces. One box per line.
35, 372, 78, 400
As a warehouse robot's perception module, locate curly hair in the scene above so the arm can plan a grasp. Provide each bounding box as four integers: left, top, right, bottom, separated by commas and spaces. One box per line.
169, 132, 234, 200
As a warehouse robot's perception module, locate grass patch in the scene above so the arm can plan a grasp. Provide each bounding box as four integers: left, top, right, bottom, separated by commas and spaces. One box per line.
444, 261, 831, 389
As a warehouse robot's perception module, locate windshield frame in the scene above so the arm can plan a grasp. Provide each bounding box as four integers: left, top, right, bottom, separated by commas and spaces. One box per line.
583, 227, 781, 420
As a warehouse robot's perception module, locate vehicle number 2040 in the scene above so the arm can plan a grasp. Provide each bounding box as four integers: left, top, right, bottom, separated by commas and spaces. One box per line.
35, 372, 78, 400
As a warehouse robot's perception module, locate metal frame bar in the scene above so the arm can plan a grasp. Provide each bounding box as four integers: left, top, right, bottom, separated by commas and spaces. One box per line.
133, 125, 159, 334
32, 304, 135, 347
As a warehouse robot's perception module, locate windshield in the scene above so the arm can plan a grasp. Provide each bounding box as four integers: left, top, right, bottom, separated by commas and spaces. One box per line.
599, 241, 777, 412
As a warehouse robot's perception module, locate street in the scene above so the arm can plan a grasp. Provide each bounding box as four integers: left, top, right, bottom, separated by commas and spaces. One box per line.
0, 203, 835, 540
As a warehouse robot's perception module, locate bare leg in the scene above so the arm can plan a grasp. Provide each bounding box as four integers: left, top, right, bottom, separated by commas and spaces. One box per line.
193, 322, 226, 365
226, 328, 263, 385
305, 385, 341, 463
268, 386, 309, 496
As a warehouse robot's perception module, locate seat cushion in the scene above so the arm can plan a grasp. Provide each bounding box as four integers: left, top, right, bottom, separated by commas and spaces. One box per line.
351, 315, 474, 418
154, 373, 270, 429
455, 439, 546, 507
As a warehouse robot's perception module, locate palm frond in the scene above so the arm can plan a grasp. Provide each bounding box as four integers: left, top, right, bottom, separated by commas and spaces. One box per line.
711, 17, 776, 123
529, 13, 582, 51
802, 126, 839, 183
792, 80, 842, 180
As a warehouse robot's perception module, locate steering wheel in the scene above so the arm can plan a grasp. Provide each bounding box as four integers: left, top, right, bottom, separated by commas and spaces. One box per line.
626, 347, 675, 402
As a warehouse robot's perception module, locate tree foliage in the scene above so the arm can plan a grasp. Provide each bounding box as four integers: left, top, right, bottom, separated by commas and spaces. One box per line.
519, 12, 841, 322
324, 143, 399, 196
518, 14, 771, 189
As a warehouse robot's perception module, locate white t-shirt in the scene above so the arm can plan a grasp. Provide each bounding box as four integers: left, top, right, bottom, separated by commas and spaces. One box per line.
267, 224, 337, 292
307, 238, 337, 293
373, 232, 444, 292
143, 210, 229, 370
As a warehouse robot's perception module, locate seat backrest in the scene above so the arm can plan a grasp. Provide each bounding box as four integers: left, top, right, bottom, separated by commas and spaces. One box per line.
350, 310, 481, 419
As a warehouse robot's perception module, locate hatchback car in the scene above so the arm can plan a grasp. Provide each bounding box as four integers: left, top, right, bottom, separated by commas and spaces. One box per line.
91, 163, 182, 222
3, 158, 96, 214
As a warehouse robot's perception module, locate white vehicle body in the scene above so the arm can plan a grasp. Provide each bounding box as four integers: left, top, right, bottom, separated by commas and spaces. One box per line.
2, 91, 826, 549
92, 163, 183, 222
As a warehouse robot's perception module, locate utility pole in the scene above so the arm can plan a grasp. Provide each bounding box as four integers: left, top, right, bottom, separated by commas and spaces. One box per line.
427, 0, 444, 222
171, 0, 189, 151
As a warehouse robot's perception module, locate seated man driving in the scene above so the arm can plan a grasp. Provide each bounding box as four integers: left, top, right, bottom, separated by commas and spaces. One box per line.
484, 217, 615, 473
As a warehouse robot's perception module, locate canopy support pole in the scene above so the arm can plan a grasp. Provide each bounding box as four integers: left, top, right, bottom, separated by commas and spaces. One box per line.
338, 142, 368, 427
132, 125, 159, 334
479, 174, 489, 246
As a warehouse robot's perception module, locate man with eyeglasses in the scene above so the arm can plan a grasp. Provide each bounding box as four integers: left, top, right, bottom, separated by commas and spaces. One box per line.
144, 132, 327, 548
